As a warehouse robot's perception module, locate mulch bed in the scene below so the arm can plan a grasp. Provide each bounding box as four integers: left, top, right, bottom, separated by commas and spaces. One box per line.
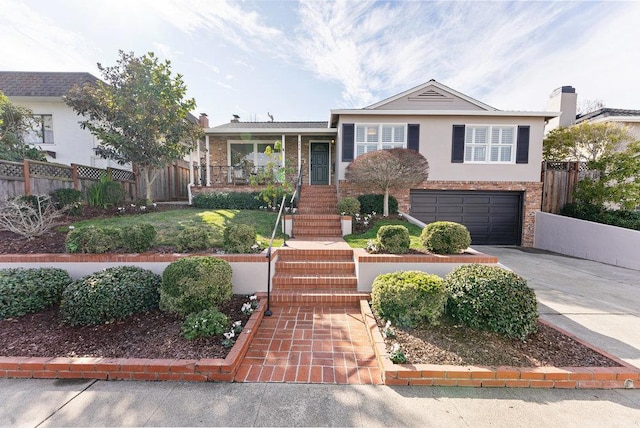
0, 296, 252, 360
376, 316, 621, 367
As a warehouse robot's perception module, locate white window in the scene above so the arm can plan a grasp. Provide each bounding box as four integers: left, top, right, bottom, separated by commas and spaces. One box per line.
355, 124, 406, 157
25, 114, 54, 144
464, 125, 515, 163
228, 141, 282, 169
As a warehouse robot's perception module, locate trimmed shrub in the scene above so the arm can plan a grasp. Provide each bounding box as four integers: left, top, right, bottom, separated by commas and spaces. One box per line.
561, 203, 640, 231
371, 270, 447, 328
358, 194, 398, 215
420, 221, 471, 254
0, 268, 72, 319
192, 192, 262, 210
121, 223, 157, 253
176, 225, 214, 252
59, 266, 161, 326
223, 223, 256, 254
377, 225, 410, 254
50, 188, 83, 216
445, 264, 538, 340
337, 197, 361, 217
160, 256, 233, 317
65, 226, 122, 253
180, 308, 229, 340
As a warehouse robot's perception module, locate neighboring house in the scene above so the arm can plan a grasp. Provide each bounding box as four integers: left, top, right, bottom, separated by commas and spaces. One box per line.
0, 71, 131, 170
576, 108, 640, 142
197, 79, 556, 246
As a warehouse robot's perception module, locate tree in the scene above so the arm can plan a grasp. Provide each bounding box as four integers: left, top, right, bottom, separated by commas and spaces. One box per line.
345, 148, 429, 216
0, 91, 46, 162
250, 140, 295, 209
65, 51, 204, 203
543, 122, 633, 162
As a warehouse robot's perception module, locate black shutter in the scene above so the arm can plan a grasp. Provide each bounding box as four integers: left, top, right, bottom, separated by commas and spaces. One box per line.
451, 125, 465, 163
516, 125, 530, 164
407, 124, 420, 151
342, 123, 355, 162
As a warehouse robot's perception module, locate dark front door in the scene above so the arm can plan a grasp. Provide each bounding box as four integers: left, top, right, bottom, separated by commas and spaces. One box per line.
310, 143, 330, 185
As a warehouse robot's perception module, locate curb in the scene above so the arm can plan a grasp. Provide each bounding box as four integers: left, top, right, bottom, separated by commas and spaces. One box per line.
360, 300, 640, 389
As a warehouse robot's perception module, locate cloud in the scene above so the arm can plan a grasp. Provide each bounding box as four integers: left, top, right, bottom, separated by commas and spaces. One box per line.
194, 57, 220, 74
152, 43, 182, 61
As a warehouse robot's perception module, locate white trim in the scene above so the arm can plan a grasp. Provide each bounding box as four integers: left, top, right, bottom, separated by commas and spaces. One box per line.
330, 109, 556, 118
354, 123, 407, 158
205, 135, 211, 186
208, 128, 336, 135
463, 124, 517, 164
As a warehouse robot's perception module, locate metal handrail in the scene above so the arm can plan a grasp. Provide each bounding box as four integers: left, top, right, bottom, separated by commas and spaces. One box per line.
288, 171, 303, 238
264, 194, 288, 316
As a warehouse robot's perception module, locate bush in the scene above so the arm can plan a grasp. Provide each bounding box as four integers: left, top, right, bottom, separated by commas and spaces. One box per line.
445, 264, 538, 340
65, 226, 122, 253
358, 194, 398, 215
0, 195, 66, 239
561, 203, 640, 231
180, 308, 229, 340
377, 225, 410, 254
420, 221, 471, 254
59, 266, 161, 326
176, 225, 214, 252
337, 197, 361, 217
121, 223, 157, 252
160, 256, 233, 317
86, 175, 125, 208
223, 223, 256, 254
371, 270, 447, 328
50, 188, 84, 215
192, 192, 262, 210
0, 268, 72, 319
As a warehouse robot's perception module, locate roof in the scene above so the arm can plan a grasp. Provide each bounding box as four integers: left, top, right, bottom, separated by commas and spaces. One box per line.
576, 108, 640, 123
0, 71, 101, 97
207, 121, 335, 135
211, 121, 329, 130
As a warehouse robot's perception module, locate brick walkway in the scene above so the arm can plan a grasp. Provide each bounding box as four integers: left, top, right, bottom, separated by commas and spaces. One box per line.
234, 306, 382, 384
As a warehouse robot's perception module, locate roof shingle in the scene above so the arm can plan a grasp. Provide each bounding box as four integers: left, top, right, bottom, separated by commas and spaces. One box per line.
211, 121, 329, 130
0, 71, 101, 97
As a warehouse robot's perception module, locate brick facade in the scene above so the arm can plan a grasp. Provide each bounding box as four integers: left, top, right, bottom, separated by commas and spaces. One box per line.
338, 180, 542, 247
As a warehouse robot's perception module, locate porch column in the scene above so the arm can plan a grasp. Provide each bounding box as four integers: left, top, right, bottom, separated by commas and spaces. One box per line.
196, 139, 201, 186
297, 134, 302, 178
205, 135, 211, 186
281, 133, 286, 167
188, 151, 194, 185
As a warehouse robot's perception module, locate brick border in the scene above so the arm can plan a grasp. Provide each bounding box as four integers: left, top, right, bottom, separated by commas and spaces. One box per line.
360, 300, 639, 389
0, 253, 266, 263
0, 300, 266, 382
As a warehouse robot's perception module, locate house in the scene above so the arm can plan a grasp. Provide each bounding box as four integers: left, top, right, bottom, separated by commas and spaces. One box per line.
0, 71, 130, 169
195, 79, 557, 246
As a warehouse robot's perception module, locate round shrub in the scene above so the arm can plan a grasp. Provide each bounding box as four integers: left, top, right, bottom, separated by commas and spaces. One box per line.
420, 221, 471, 254
0, 268, 72, 319
358, 194, 398, 215
180, 308, 229, 340
121, 223, 157, 253
445, 264, 538, 340
59, 266, 161, 326
223, 223, 256, 254
337, 197, 361, 217
160, 256, 233, 317
377, 225, 410, 254
176, 225, 213, 252
65, 226, 123, 253
371, 270, 447, 328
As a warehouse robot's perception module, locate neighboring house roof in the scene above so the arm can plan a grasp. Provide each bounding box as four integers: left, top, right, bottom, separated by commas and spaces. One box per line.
0, 71, 100, 97
208, 121, 335, 135
576, 108, 640, 124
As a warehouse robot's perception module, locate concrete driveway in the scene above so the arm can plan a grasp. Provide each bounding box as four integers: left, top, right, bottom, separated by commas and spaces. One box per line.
477, 246, 640, 369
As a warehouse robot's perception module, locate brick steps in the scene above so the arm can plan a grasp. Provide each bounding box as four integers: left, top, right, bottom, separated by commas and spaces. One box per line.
294, 185, 341, 234
257, 290, 369, 307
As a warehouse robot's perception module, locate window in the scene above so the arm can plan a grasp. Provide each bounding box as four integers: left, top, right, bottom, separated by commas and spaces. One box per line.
355, 124, 406, 157
228, 141, 282, 169
464, 125, 515, 163
25, 114, 54, 144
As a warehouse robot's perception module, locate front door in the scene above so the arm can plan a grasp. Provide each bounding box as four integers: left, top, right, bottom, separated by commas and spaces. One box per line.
310, 142, 330, 185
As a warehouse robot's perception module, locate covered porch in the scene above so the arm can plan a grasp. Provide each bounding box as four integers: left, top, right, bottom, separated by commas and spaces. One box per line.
189, 122, 337, 191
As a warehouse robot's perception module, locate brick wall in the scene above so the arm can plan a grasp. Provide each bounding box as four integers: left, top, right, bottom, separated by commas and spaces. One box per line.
338, 180, 543, 247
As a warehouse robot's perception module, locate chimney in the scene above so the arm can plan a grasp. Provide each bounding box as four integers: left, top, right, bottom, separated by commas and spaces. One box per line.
545, 86, 577, 133
231, 114, 240, 123
198, 113, 209, 128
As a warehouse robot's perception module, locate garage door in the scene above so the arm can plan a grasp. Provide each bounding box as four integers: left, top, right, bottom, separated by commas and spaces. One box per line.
410, 190, 523, 245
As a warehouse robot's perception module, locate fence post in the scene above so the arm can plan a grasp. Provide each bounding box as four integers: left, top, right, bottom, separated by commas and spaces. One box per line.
71, 164, 79, 190
23, 160, 31, 196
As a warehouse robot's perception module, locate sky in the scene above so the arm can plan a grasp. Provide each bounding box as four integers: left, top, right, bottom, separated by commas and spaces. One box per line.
1, 0, 639, 126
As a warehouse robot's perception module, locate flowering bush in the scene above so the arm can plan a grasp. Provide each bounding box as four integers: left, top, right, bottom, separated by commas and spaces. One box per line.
389, 343, 407, 364
180, 308, 229, 340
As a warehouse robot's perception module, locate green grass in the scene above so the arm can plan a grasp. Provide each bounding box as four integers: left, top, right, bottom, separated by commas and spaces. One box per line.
344, 218, 424, 249
69, 208, 285, 248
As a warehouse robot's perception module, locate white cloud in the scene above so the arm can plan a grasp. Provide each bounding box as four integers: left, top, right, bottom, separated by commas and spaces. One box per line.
152, 43, 182, 61
194, 57, 220, 74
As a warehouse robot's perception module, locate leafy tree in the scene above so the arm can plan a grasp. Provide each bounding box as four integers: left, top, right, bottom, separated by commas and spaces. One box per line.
0, 91, 46, 162
575, 140, 640, 210
543, 122, 633, 162
65, 51, 204, 203
250, 140, 295, 208
345, 148, 429, 216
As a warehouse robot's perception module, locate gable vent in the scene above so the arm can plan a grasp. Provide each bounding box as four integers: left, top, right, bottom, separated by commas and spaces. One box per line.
409, 89, 452, 102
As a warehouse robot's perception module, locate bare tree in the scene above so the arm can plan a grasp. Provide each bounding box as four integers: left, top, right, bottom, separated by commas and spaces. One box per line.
345, 148, 429, 216
577, 98, 605, 116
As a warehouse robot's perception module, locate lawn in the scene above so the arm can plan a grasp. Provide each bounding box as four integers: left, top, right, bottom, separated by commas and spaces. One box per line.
343, 218, 424, 249
70, 208, 285, 248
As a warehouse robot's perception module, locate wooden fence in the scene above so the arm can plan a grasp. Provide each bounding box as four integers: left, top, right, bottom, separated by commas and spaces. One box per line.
135, 159, 191, 201
541, 161, 599, 213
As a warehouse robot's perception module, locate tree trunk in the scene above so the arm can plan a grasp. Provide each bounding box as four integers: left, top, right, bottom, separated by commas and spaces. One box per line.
142, 167, 159, 205
383, 188, 389, 217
